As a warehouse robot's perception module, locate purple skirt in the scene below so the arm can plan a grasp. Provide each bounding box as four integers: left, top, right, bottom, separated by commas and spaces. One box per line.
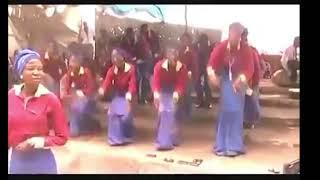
69, 97, 100, 137
107, 96, 134, 146
9, 148, 57, 174
214, 72, 246, 154
244, 87, 261, 125
155, 91, 179, 150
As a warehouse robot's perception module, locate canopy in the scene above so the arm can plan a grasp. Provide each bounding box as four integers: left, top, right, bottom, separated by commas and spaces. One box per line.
8, 5, 94, 56
103, 5, 300, 54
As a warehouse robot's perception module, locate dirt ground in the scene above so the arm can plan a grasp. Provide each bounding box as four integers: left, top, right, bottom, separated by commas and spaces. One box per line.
51, 105, 299, 174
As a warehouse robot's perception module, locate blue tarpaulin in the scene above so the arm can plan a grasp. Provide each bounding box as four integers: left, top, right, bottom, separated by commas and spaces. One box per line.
109, 5, 166, 22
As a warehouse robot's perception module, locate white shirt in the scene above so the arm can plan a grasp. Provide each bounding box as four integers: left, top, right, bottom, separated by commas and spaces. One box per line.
281, 45, 299, 71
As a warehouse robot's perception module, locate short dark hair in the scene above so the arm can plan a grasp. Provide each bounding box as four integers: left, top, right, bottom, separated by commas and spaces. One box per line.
140, 24, 148, 31
198, 33, 208, 43
125, 27, 134, 34
181, 32, 192, 41
242, 28, 248, 37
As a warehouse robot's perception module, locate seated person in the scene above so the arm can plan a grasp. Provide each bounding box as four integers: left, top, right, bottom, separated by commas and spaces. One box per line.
281, 36, 300, 84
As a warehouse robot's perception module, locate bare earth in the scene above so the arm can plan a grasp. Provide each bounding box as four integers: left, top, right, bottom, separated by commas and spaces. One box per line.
52, 105, 299, 174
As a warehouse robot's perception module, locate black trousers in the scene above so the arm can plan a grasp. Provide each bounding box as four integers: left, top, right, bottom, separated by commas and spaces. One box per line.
287, 60, 300, 82
195, 69, 213, 106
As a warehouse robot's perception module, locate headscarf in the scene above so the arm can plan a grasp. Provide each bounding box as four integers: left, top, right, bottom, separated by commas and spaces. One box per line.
14, 49, 41, 76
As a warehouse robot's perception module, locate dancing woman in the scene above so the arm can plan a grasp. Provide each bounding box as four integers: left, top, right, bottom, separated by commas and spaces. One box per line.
99, 48, 137, 146
153, 45, 188, 150
207, 23, 254, 157
60, 54, 99, 137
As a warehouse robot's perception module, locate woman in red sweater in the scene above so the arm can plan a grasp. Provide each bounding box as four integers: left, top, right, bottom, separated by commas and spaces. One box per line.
152, 45, 188, 150
8, 49, 68, 174
60, 54, 100, 137
99, 48, 137, 146
207, 23, 254, 157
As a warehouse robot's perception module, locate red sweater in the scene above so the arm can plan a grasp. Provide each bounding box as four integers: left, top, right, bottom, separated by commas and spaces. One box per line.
179, 46, 199, 81
62, 67, 96, 97
102, 63, 137, 95
8, 84, 68, 148
207, 40, 254, 83
152, 59, 188, 96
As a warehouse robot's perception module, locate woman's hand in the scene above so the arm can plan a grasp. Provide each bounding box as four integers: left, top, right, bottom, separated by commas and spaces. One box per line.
126, 92, 133, 113
233, 74, 246, 93
232, 79, 241, 93
173, 92, 179, 104
188, 71, 192, 79
153, 92, 160, 110
98, 87, 105, 97
76, 90, 85, 98
15, 140, 34, 151
207, 67, 220, 88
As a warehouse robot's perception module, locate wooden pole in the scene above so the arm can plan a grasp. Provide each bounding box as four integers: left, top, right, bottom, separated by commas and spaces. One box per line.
184, 5, 188, 33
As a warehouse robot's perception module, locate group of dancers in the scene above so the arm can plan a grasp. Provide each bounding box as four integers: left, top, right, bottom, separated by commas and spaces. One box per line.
8, 22, 263, 174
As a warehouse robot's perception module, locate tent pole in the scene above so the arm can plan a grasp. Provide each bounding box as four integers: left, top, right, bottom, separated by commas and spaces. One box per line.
184, 5, 188, 33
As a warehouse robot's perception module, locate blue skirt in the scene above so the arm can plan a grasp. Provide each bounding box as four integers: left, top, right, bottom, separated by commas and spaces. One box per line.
155, 90, 179, 150
244, 87, 261, 125
9, 148, 57, 174
214, 73, 246, 154
69, 97, 99, 137
107, 96, 134, 146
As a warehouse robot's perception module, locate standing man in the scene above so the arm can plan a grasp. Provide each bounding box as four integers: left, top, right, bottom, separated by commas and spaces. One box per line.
281, 36, 300, 84
42, 41, 67, 96
195, 33, 213, 109
241, 28, 262, 129
136, 24, 153, 104
178, 32, 199, 121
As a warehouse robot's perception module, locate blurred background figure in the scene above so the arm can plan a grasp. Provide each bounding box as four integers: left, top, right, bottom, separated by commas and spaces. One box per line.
42, 40, 66, 96
281, 36, 300, 85
195, 33, 213, 109
136, 24, 153, 104
241, 28, 262, 129
178, 32, 198, 121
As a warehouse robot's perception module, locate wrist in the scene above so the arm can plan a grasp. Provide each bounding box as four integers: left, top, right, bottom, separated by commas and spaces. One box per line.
239, 74, 246, 83
154, 91, 160, 99
28, 137, 45, 148
207, 67, 215, 77
173, 91, 179, 98
126, 92, 132, 101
